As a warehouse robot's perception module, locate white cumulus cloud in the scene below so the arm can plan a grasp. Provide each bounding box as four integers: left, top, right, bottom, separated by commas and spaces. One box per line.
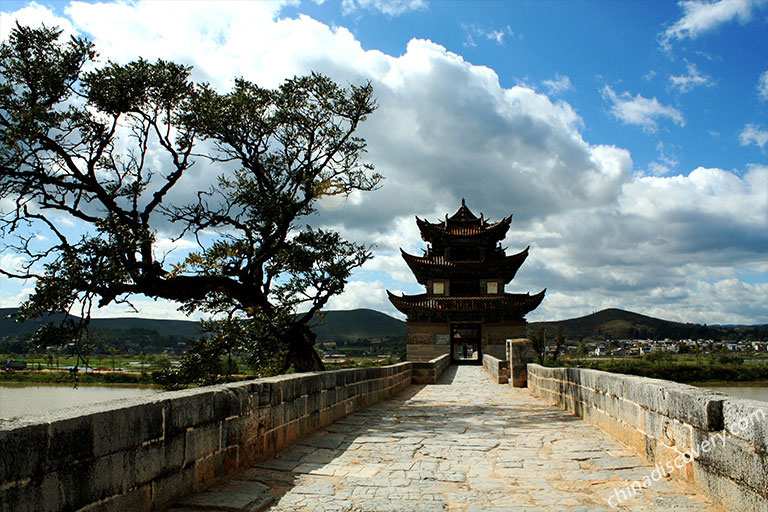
669, 63, 713, 93
341, 0, 427, 16
541, 74, 573, 96
739, 124, 768, 149
1, 1, 766, 325
660, 0, 767, 48
324, 279, 401, 315
757, 70, 768, 100
601, 86, 685, 133
462, 23, 515, 47
0, 1, 79, 41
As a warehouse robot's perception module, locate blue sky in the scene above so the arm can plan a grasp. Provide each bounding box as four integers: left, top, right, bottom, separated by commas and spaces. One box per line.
1, 0, 767, 324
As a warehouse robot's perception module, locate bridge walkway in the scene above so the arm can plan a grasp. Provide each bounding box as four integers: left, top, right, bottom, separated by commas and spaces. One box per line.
168, 365, 725, 512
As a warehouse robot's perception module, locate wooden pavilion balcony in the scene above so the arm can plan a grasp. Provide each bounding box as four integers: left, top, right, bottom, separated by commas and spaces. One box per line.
387, 290, 545, 316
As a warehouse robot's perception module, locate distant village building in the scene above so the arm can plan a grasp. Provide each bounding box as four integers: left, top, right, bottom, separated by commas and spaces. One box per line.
387, 200, 545, 363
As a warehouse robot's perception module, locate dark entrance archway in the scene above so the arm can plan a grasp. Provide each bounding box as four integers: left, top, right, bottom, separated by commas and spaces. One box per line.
451, 323, 482, 364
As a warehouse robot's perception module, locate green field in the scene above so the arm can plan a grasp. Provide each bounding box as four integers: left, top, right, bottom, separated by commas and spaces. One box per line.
5, 350, 768, 387
2, 353, 174, 371
0, 352, 403, 386
1, 352, 176, 385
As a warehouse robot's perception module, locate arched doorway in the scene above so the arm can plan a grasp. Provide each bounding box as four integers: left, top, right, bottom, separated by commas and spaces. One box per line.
451, 323, 482, 364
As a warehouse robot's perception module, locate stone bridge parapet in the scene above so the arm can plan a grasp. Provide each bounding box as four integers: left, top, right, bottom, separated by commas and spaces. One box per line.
528, 363, 768, 511
482, 354, 509, 384
0, 361, 443, 511
411, 354, 451, 384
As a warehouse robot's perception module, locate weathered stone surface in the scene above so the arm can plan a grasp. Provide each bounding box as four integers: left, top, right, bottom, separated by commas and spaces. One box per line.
166, 388, 219, 435
0, 363, 413, 512
406, 321, 451, 362
177, 478, 273, 510
484, 323, 526, 361
528, 363, 766, 511
693, 462, 768, 512
172, 366, 724, 512
693, 428, 768, 496
507, 339, 535, 387
412, 354, 450, 384
722, 398, 768, 446
482, 353, 509, 384
0, 419, 48, 483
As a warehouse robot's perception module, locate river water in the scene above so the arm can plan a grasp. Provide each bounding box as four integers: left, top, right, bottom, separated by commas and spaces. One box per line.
693, 382, 768, 403
0, 383, 160, 420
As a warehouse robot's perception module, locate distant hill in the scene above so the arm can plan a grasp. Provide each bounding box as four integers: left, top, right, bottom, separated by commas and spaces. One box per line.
0, 307, 406, 344
528, 308, 767, 341
3, 306, 762, 349
0, 308, 203, 339
311, 309, 406, 342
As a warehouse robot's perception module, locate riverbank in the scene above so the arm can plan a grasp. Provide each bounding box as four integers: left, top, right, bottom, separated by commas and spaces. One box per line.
1, 354, 400, 387
0, 370, 156, 385
5, 357, 767, 387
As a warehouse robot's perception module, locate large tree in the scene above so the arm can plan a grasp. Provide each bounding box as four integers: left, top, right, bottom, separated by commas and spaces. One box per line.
0, 24, 380, 378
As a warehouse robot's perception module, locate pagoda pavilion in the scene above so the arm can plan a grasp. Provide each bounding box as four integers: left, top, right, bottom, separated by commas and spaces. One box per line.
387, 200, 545, 363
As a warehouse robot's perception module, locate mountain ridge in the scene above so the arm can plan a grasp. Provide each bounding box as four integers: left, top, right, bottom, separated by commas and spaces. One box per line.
0, 307, 406, 343
527, 308, 767, 340
1, 307, 765, 346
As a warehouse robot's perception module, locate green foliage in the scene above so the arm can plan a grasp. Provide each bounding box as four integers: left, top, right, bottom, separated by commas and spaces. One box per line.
710, 351, 744, 365
0, 23, 95, 131
531, 327, 546, 364
1, 25, 380, 383
153, 316, 287, 389
552, 324, 566, 363
0, 369, 154, 385
644, 350, 672, 363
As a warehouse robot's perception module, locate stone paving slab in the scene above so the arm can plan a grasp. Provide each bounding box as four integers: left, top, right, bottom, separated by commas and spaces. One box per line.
167, 366, 727, 512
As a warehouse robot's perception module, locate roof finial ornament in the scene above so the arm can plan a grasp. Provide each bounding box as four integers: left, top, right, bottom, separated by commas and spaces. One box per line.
461, 197, 466, 207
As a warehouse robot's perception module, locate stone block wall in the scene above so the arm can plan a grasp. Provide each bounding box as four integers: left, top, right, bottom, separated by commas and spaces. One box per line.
0, 363, 412, 512
482, 354, 509, 384
527, 364, 768, 511
406, 322, 450, 361
482, 323, 525, 360
507, 339, 535, 387
407, 322, 526, 362
412, 354, 451, 384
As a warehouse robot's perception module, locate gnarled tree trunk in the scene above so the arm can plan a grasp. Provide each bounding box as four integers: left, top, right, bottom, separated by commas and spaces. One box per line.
283, 323, 325, 373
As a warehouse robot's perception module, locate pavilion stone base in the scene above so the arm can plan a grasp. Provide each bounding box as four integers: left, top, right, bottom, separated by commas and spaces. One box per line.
406, 321, 527, 362
482, 322, 526, 360
406, 322, 451, 361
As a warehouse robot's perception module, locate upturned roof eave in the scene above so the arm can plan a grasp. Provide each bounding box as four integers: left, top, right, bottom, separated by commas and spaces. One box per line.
386, 289, 546, 315
416, 215, 512, 242
399, 246, 530, 283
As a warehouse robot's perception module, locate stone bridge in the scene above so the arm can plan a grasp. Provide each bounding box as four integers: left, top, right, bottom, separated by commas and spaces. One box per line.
1, 348, 765, 511
167, 365, 725, 512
